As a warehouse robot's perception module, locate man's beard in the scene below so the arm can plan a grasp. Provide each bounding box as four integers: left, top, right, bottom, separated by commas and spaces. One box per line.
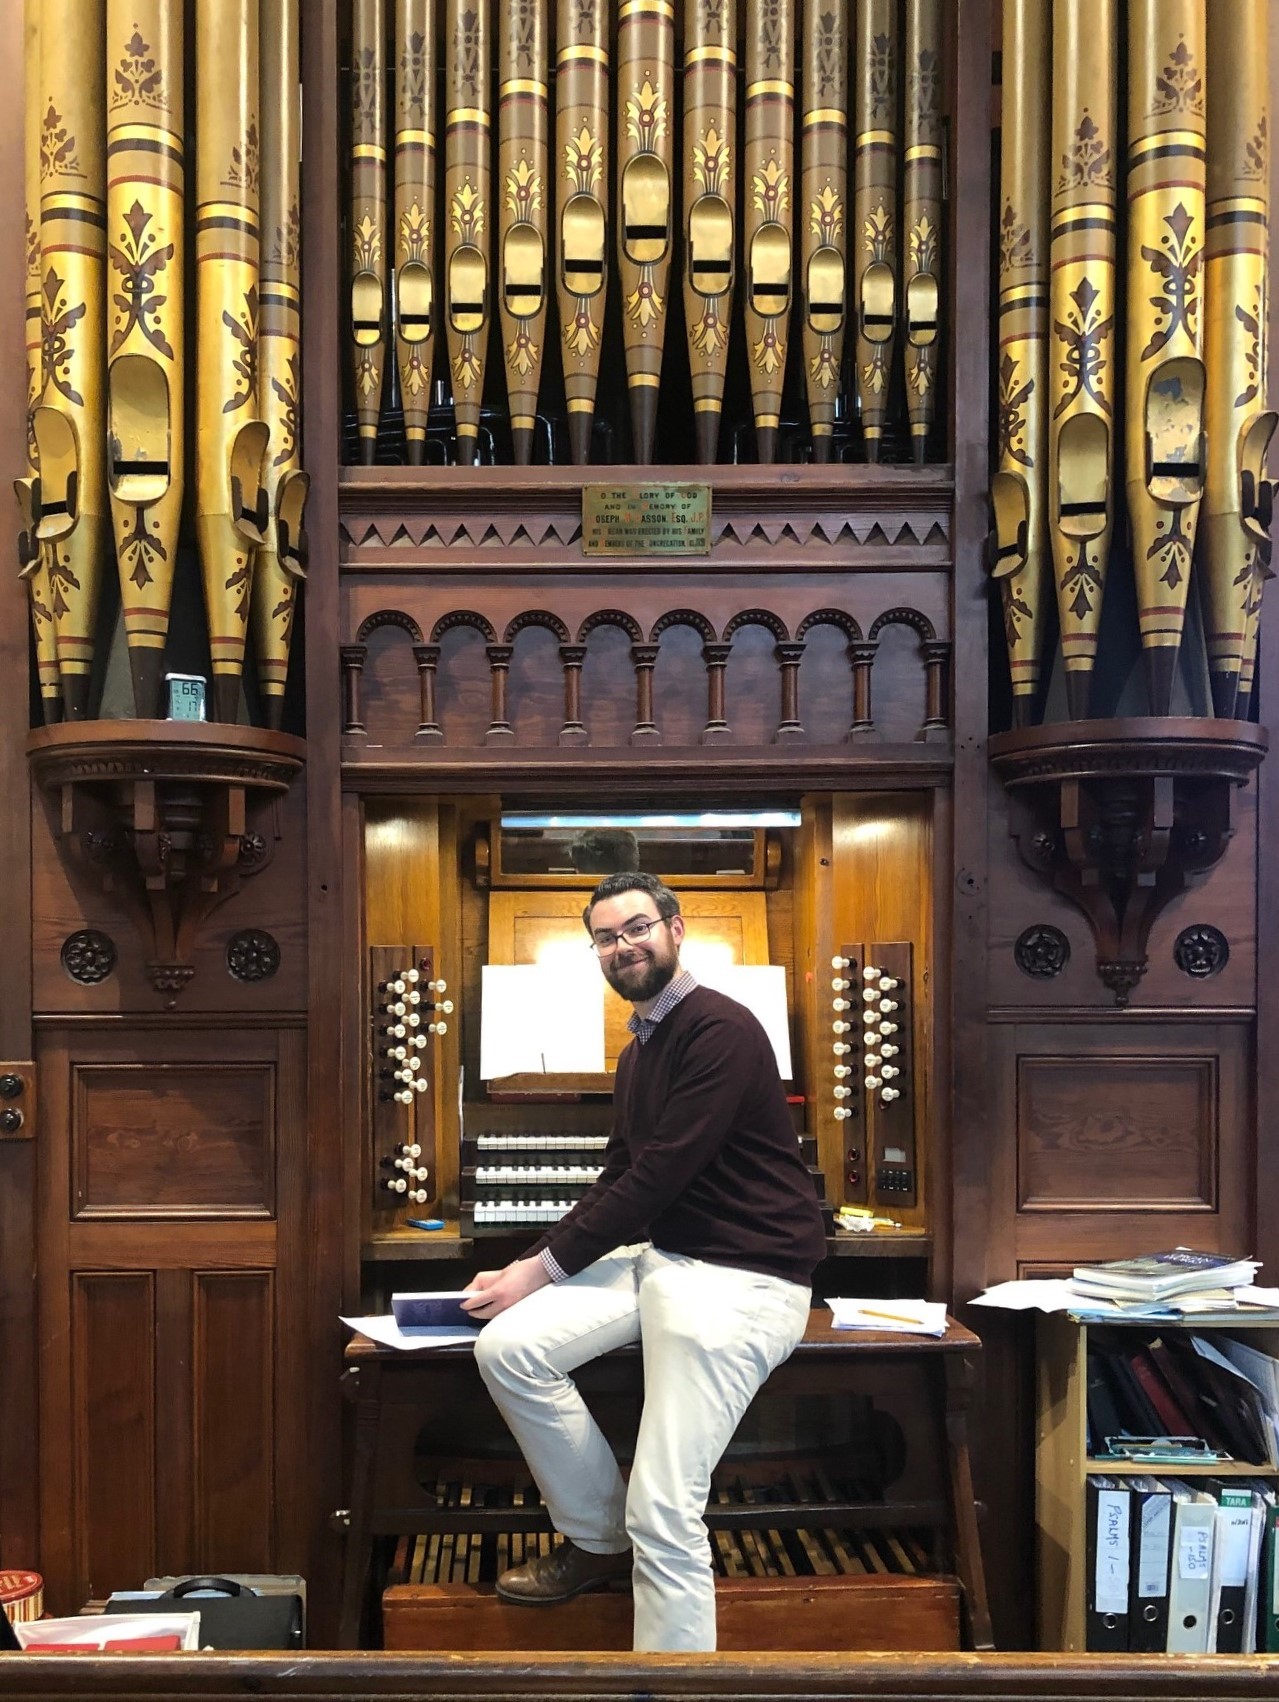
602, 945, 678, 1004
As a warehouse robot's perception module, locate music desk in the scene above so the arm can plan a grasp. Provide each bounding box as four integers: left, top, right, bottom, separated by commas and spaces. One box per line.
337, 1311, 992, 1651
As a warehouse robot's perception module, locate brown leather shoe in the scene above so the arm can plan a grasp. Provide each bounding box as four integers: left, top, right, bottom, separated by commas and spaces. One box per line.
495, 1538, 632, 1605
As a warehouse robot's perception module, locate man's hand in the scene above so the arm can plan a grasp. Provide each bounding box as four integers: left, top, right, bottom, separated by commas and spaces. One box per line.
461, 1257, 551, 1319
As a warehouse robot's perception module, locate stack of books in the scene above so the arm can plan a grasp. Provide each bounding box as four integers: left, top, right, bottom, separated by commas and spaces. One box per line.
1070, 1249, 1262, 1317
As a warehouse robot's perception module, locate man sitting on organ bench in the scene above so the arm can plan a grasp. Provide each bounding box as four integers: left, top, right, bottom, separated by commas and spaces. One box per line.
461, 871, 827, 1652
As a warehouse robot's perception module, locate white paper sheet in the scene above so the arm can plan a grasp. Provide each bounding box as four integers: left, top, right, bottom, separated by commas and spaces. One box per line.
828, 1298, 947, 1336
479, 963, 605, 1077
342, 1314, 480, 1351
969, 1279, 1081, 1312
692, 963, 793, 1078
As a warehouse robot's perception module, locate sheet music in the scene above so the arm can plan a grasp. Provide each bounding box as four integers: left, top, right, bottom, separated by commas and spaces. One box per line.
479, 963, 606, 1077
691, 963, 793, 1079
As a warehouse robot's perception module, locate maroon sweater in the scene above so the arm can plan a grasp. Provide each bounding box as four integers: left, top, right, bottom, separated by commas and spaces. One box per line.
529, 986, 827, 1286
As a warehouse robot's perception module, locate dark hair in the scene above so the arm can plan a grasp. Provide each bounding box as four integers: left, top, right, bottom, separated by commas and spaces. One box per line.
582, 870, 681, 932
568, 827, 641, 874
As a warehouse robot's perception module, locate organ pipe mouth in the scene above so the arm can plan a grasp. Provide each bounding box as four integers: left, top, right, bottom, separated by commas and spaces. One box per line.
30, 406, 81, 542
1142, 357, 1206, 507
108, 355, 172, 505
989, 470, 1031, 582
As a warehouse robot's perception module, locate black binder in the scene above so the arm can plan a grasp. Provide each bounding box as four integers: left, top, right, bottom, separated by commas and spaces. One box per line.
1085, 1476, 1131, 1651
1126, 1477, 1173, 1651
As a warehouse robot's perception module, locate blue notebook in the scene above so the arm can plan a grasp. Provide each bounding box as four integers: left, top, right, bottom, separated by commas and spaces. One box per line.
391, 1291, 475, 1330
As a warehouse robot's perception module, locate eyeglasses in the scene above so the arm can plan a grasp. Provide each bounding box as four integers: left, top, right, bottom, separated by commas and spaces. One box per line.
590, 916, 671, 955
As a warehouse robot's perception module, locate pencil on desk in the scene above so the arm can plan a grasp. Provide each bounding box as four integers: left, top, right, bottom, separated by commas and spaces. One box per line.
856, 1306, 923, 1326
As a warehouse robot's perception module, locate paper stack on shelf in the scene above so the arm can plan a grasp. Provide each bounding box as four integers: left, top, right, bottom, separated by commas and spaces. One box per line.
1070, 1249, 1261, 1306
828, 1298, 947, 1336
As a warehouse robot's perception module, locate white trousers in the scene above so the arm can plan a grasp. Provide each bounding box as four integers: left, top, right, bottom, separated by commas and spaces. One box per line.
473, 1242, 811, 1651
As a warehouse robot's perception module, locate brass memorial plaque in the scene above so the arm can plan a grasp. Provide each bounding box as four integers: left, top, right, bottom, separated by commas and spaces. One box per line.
581, 483, 712, 556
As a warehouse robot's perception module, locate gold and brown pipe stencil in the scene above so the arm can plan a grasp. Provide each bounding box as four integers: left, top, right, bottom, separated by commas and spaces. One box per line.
196, 0, 269, 723
498, 0, 548, 465
853, 0, 899, 464
445, 0, 491, 465
351, 0, 387, 464
1204, 0, 1273, 719
993, 0, 1052, 725
395, 0, 437, 465
36, 0, 107, 720
744, 0, 794, 464
555, 0, 608, 465
252, 0, 305, 728
902, 0, 942, 464
105, 0, 184, 719
682, 0, 735, 465
617, 0, 674, 464
1047, 0, 1117, 719
799, 0, 846, 464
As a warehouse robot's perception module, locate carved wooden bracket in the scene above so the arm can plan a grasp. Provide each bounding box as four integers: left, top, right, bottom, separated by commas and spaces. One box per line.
28, 721, 305, 998
990, 719, 1268, 1006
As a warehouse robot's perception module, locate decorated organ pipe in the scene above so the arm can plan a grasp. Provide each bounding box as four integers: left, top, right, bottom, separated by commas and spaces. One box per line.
902, 0, 942, 464
617, 0, 675, 465
744, 0, 794, 466
990, 0, 1052, 728
682, 0, 735, 467
252, 0, 308, 729
1204, 0, 1275, 719
195, 0, 269, 724
498, 0, 549, 465
555, 0, 608, 466
799, 0, 847, 464
19, 0, 60, 725
394, 0, 437, 465
445, 0, 492, 465
105, 0, 184, 719
350, 0, 388, 464
34, 0, 107, 721
1047, 0, 1117, 720
853, 0, 899, 464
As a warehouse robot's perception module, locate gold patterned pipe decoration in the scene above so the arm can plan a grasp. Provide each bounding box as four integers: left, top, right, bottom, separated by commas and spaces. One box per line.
445, 0, 491, 464
617, 0, 674, 464
395, 0, 437, 466
252, 0, 305, 728
853, 0, 899, 463
33, 0, 107, 721
196, 0, 269, 724
682, 0, 735, 465
105, 0, 183, 718
555, 0, 608, 465
902, 0, 942, 464
799, 0, 846, 464
498, 0, 548, 465
1047, 0, 1117, 720
351, 0, 387, 464
1204, 0, 1274, 719
744, 0, 794, 465
991, 0, 1051, 727
1125, 0, 1207, 717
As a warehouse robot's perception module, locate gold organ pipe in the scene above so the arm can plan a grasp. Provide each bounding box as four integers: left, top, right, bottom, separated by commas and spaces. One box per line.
555, 0, 608, 466
902, 0, 942, 463
196, 0, 269, 724
20, 0, 60, 724
34, 0, 107, 720
252, 0, 307, 729
853, 0, 899, 463
498, 0, 549, 465
1204, 0, 1274, 718
351, 0, 387, 464
991, 0, 1052, 728
1047, 0, 1117, 719
105, 0, 184, 718
394, 0, 437, 466
445, 0, 491, 464
617, 0, 674, 464
744, 0, 794, 465
682, 0, 735, 466
799, 0, 847, 464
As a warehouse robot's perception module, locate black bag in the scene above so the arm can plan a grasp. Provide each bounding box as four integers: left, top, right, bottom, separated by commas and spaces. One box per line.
105, 1577, 303, 1650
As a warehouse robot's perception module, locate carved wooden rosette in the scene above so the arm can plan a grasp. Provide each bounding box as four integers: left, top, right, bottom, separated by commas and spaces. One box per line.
252, 0, 306, 728
351, 0, 387, 463
195, 0, 269, 723
902, 0, 942, 462
1125, 1, 1207, 717
616, 0, 674, 465
853, 0, 899, 464
497, 0, 549, 464
744, 0, 794, 465
394, 0, 437, 464
554, 0, 608, 466
19, 0, 60, 724
799, 0, 847, 464
1047, 0, 1117, 719
34, 0, 107, 721
1204, 0, 1274, 718
105, 0, 184, 719
682, 0, 735, 466
445, 0, 491, 464
991, 0, 1051, 725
